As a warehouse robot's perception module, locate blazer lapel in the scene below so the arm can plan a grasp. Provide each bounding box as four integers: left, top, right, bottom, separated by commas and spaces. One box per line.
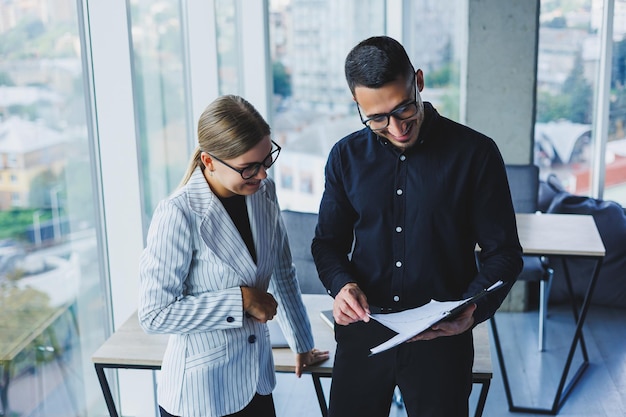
247, 183, 280, 283
187, 167, 258, 286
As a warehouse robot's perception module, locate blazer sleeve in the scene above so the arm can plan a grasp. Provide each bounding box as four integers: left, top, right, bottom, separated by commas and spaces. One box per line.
264, 183, 314, 353
138, 199, 244, 334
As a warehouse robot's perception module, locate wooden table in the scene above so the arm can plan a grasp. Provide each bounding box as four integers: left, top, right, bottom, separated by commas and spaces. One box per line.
92, 295, 493, 417
491, 213, 606, 414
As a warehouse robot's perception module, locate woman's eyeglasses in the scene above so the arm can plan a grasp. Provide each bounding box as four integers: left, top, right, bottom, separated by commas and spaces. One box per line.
208, 140, 281, 180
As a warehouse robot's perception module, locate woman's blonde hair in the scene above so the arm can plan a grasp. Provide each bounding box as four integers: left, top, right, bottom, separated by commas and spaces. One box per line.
179, 95, 271, 187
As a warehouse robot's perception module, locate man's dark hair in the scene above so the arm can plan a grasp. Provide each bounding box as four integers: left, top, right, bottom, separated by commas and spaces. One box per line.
344, 36, 415, 95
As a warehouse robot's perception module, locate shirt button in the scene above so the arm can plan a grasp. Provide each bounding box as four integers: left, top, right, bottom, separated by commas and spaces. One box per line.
393, 295, 400, 302
396, 226, 402, 233
395, 261, 402, 267
248, 335, 257, 344
400, 155, 406, 161
226, 316, 235, 323
396, 189, 403, 195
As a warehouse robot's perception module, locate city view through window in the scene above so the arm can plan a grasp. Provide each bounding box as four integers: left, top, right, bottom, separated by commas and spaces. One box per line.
535, 0, 626, 206
269, 0, 466, 213
268, 0, 626, 212
0, 0, 107, 416
0, 0, 624, 416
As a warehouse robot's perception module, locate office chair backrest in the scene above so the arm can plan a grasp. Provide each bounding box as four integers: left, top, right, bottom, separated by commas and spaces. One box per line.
505, 164, 540, 214
280, 210, 327, 294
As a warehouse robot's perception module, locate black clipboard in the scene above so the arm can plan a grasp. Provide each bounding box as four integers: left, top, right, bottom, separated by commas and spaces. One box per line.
441, 280, 505, 322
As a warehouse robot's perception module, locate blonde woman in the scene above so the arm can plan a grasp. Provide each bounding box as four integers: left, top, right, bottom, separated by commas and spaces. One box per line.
139, 95, 328, 417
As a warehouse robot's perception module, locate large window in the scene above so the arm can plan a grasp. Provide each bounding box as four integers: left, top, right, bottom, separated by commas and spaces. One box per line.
269, 0, 467, 213
3, 2, 622, 417
404, 0, 464, 123
603, 0, 626, 205
269, 0, 380, 213
0, 1, 107, 415
535, 0, 626, 207
129, 0, 193, 230
215, 0, 242, 95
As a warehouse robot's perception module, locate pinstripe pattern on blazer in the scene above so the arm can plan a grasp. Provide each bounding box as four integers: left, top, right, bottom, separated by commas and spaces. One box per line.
138, 166, 314, 417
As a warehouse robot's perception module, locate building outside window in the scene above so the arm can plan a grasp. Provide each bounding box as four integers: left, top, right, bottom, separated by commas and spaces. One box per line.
129, 0, 193, 232
215, 0, 242, 95
0, 0, 108, 416
269, 0, 467, 213
404, 0, 464, 123
535, 0, 626, 207
269, 0, 385, 213
1, 1, 623, 416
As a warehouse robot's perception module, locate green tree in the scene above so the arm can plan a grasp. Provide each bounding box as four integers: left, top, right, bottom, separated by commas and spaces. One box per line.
29, 170, 60, 208
614, 36, 626, 88
0, 209, 51, 240
537, 51, 599, 124
544, 16, 567, 29
561, 53, 593, 123
425, 41, 456, 88
425, 64, 454, 87
273, 61, 291, 97
610, 36, 626, 139
536, 91, 570, 122
0, 72, 15, 86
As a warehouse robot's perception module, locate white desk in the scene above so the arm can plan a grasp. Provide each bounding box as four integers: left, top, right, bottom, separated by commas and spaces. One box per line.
492, 213, 605, 414
515, 213, 605, 257
92, 295, 493, 417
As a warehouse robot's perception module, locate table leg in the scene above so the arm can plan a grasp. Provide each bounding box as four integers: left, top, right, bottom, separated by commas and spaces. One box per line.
491, 256, 603, 414
561, 258, 589, 361
489, 317, 515, 410
549, 257, 602, 411
0, 361, 9, 417
311, 373, 328, 417
94, 364, 119, 417
473, 379, 490, 417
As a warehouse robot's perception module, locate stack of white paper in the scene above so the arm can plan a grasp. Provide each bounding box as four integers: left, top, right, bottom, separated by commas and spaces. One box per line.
368, 280, 503, 355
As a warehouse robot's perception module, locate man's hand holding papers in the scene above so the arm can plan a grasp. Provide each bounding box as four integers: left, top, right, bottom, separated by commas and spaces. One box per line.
406, 302, 476, 342
368, 280, 504, 355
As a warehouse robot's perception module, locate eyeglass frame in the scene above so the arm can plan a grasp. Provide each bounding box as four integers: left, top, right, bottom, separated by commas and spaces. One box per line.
356, 78, 419, 132
207, 140, 281, 180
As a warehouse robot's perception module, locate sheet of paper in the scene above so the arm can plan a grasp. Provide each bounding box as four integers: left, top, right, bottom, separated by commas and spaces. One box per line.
368, 280, 504, 355
368, 299, 466, 355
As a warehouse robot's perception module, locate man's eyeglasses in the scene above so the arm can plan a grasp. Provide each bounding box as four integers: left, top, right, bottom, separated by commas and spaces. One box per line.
357, 80, 419, 132
358, 101, 419, 132
208, 140, 281, 180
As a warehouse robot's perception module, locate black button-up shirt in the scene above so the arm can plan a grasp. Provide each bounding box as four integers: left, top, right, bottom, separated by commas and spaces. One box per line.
312, 103, 523, 324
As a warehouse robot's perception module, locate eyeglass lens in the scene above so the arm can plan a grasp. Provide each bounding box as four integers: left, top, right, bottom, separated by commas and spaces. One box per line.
366, 102, 418, 131
241, 148, 279, 179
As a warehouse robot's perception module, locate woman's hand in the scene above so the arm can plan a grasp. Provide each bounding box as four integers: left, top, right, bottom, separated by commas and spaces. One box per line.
295, 348, 330, 377
241, 287, 278, 323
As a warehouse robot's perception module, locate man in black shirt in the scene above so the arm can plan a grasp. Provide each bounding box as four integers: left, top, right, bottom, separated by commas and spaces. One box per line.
311, 36, 523, 417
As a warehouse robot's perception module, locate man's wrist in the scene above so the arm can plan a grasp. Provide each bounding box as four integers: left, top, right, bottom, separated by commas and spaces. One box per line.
330, 276, 357, 297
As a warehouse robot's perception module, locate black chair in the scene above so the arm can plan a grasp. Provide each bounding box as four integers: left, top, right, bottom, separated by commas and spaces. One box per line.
546, 193, 626, 308
504, 164, 554, 351
281, 210, 327, 294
